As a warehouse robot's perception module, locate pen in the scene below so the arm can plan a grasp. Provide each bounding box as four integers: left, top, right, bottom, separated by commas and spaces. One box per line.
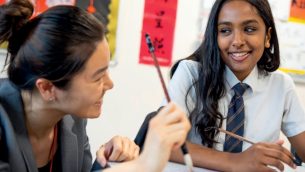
216, 128, 300, 166
145, 33, 194, 172
218, 128, 255, 144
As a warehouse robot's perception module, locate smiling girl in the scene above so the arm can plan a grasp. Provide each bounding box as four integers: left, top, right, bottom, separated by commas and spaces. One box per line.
166, 0, 305, 171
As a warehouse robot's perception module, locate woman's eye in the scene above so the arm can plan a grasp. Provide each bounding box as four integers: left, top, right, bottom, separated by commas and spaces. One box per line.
95, 77, 103, 82
95, 73, 105, 82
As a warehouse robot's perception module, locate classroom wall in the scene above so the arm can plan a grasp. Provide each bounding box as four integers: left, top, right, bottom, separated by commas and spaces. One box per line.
85, 0, 305, 160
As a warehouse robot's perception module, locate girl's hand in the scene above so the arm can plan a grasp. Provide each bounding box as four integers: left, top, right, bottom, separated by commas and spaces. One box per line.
231, 140, 297, 172
138, 102, 191, 172
96, 136, 140, 167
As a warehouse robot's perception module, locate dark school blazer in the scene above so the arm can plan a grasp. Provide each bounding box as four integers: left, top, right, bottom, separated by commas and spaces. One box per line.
0, 79, 92, 172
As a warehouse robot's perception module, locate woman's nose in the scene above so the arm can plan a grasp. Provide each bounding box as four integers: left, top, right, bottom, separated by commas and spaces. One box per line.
104, 72, 114, 90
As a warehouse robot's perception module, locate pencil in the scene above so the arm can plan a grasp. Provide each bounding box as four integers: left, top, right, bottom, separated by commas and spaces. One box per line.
145, 33, 194, 172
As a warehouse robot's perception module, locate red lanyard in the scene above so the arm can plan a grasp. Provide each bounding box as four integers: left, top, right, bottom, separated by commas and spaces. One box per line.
48, 124, 58, 172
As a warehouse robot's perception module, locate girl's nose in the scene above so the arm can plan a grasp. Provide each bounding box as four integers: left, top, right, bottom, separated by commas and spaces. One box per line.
232, 32, 245, 48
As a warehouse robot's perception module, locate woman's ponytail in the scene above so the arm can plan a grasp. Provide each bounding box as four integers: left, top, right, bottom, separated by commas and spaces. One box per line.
0, 0, 33, 44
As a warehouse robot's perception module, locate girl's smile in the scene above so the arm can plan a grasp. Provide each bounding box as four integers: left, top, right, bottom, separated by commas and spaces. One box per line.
229, 51, 250, 62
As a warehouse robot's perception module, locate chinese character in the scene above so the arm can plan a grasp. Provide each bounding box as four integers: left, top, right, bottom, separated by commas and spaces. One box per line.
155, 10, 165, 28
153, 37, 165, 54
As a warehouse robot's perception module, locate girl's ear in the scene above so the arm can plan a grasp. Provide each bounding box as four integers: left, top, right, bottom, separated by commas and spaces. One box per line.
265, 27, 272, 48
35, 78, 56, 102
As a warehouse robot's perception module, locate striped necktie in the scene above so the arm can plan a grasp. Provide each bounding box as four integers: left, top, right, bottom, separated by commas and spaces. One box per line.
224, 83, 248, 153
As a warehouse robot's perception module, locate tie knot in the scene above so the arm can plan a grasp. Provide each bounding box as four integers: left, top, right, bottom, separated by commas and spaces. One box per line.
232, 83, 248, 96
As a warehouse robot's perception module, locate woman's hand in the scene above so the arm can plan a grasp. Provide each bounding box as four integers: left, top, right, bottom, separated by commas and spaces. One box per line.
138, 102, 191, 172
96, 136, 140, 167
231, 140, 297, 172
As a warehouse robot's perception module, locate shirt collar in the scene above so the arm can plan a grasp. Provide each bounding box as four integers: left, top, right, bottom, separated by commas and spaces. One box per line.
224, 65, 265, 93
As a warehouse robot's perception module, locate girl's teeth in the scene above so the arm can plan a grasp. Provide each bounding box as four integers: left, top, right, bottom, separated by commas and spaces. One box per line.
232, 52, 247, 57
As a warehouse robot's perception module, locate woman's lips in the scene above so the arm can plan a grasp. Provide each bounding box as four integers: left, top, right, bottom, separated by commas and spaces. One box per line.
95, 100, 102, 106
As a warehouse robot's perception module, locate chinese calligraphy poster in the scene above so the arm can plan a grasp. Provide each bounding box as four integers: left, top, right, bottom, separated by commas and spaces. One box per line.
139, 0, 178, 67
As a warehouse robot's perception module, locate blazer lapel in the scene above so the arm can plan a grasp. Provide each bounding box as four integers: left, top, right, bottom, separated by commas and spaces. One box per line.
60, 116, 78, 172
0, 105, 27, 172
18, 134, 39, 172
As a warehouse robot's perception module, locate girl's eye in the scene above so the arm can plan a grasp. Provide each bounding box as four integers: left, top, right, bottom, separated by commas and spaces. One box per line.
218, 28, 231, 35
245, 27, 257, 33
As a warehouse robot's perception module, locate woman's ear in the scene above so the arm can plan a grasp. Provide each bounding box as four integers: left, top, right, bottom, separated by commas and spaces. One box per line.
265, 27, 272, 48
35, 78, 56, 102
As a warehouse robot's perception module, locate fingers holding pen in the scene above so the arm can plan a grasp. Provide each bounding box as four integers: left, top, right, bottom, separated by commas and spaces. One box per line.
237, 141, 296, 171
253, 142, 290, 171
161, 102, 190, 148
157, 102, 190, 126
273, 140, 295, 161
138, 102, 190, 172
262, 141, 297, 169
166, 124, 190, 149
261, 156, 285, 171
148, 102, 190, 148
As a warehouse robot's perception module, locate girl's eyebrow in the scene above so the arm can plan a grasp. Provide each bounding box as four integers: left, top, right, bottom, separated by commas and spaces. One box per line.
217, 21, 232, 26
92, 66, 108, 78
242, 19, 259, 25
218, 19, 259, 26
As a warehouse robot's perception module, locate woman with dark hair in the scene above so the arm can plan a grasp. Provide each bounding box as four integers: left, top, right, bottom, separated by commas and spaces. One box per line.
165, 0, 305, 171
0, 0, 190, 172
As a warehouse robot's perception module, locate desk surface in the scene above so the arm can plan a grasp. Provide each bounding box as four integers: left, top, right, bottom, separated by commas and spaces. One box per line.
163, 162, 214, 172
164, 162, 305, 172
102, 161, 214, 172
95, 161, 305, 172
